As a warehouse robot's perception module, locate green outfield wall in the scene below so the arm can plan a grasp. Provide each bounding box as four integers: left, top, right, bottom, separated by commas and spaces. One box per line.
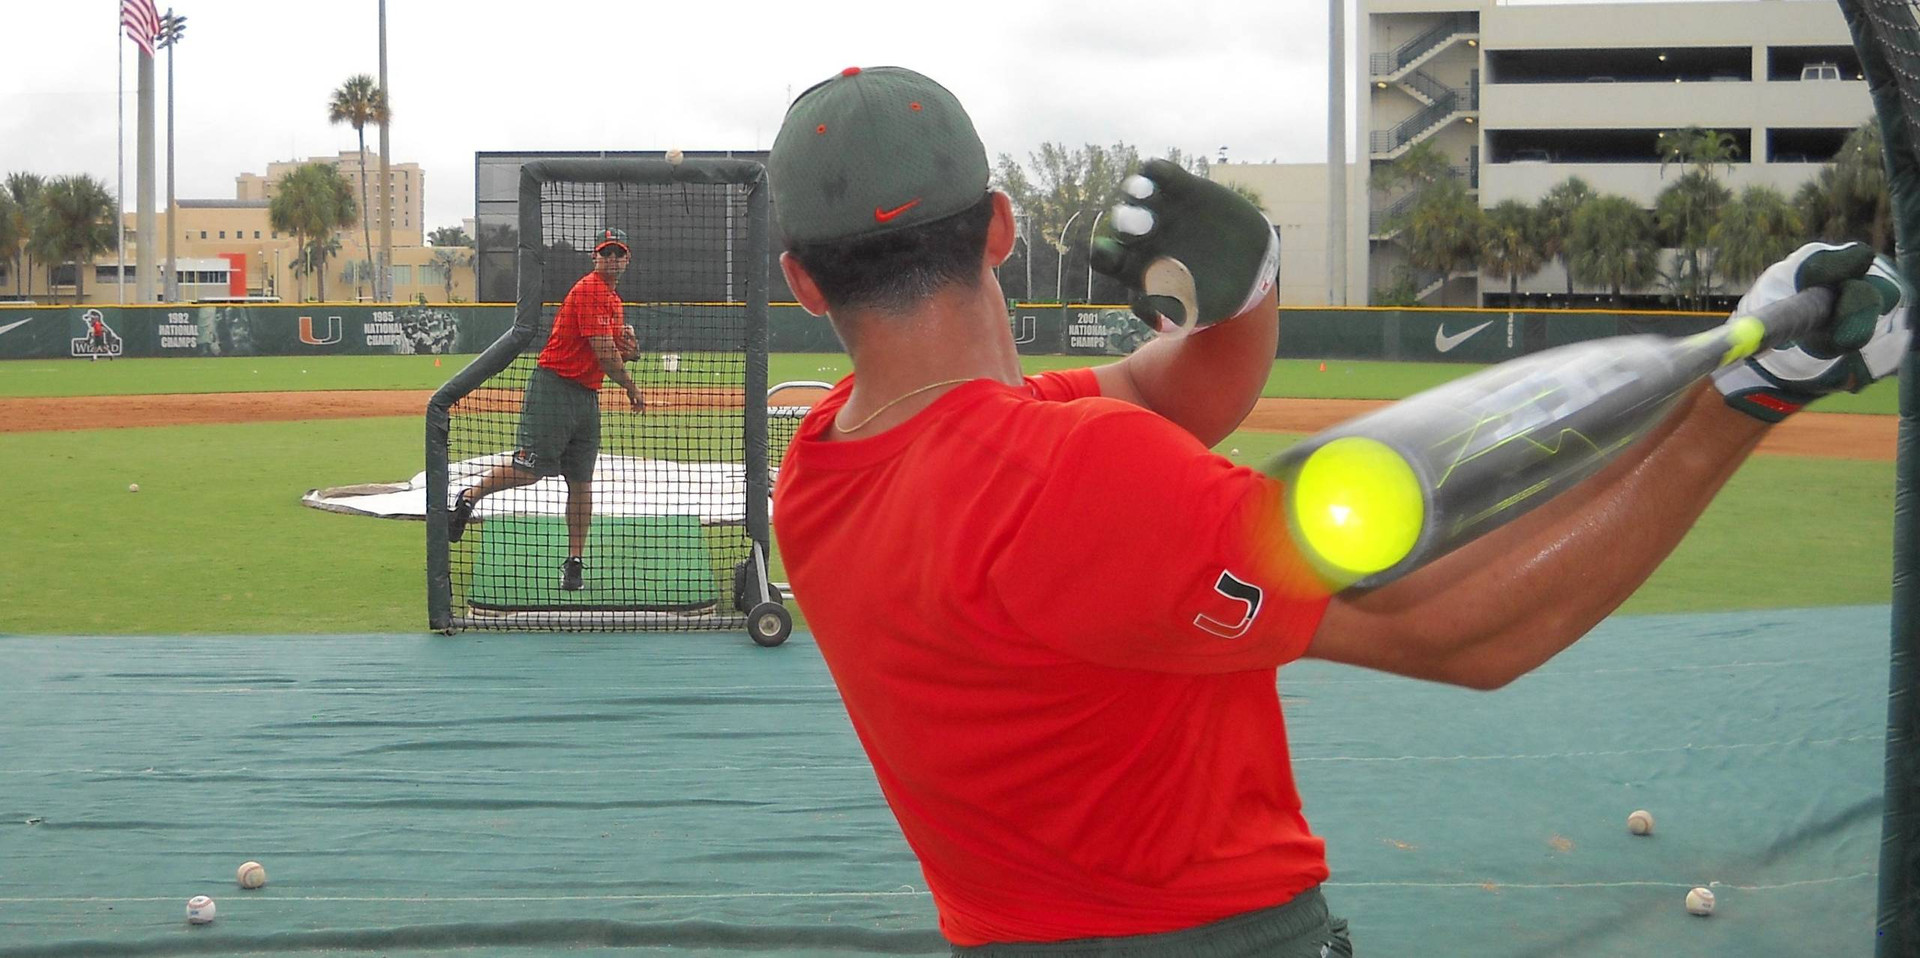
0, 303, 1724, 362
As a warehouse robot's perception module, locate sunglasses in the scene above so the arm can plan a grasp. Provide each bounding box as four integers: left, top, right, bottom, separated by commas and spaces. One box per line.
597, 246, 629, 258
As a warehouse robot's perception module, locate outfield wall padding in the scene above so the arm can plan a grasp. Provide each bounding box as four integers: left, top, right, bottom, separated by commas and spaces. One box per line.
0, 303, 1725, 362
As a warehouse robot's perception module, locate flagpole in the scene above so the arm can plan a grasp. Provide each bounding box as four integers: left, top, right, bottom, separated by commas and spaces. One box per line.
116, 9, 126, 305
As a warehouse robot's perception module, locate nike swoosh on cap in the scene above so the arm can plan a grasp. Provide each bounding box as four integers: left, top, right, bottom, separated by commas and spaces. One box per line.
1434, 320, 1494, 353
874, 199, 921, 224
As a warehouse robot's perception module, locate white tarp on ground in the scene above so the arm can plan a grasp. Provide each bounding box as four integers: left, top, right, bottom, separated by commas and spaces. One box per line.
302, 453, 758, 525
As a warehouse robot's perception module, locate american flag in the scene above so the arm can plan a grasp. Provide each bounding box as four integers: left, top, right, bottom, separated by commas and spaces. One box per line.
121, 0, 160, 56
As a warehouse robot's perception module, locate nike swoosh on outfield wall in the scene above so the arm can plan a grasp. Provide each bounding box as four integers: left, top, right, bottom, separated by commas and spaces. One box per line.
0, 318, 32, 337
1434, 320, 1494, 353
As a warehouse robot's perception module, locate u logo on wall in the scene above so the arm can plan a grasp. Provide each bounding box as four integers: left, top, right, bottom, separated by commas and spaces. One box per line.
299, 315, 344, 345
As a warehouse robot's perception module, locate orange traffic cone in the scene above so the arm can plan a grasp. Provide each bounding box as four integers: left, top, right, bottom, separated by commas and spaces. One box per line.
1318, 362, 1326, 372
433, 357, 442, 367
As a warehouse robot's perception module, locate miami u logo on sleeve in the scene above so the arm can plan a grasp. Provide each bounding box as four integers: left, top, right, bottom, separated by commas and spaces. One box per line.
1193, 570, 1264, 640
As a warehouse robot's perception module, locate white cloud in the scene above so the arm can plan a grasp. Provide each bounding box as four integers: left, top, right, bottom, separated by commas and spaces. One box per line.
1, 0, 1339, 231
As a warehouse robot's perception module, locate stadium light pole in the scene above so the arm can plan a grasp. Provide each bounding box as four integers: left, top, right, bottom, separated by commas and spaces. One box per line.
1084, 209, 1104, 302
157, 9, 186, 303
1054, 209, 1083, 303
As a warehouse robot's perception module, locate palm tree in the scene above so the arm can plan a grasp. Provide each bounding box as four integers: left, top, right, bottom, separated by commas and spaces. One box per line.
1373, 140, 1455, 194
1403, 179, 1484, 305
5, 172, 46, 298
430, 246, 470, 301
341, 258, 376, 301
268, 162, 356, 302
0, 191, 19, 298
1654, 170, 1732, 309
427, 225, 472, 248
1795, 121, 1891, 253
1659, 127, 1742, 179
1711, 185, 1803, 287
1568, 194, 1659, 306
1480, 199, 1545, 307
326, 74, 390, 299
30, 175, 117, 303
1536, 177, 1593, 296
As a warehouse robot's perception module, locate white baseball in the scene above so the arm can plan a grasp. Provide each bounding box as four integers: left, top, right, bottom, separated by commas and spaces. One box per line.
1627, 809, 1654, 836
1685, 886, 1715, 916
666, 148, 684, 166
128, 483, 140, 493
186, 895, 217, 924
237, 860, 267, 889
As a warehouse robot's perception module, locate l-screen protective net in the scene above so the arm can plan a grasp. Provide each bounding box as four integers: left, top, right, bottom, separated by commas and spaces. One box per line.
447, 176, 762, 630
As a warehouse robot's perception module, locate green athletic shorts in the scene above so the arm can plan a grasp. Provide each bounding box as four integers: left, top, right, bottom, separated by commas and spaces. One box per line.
949, 887, 1352, 958
512, 367, 601, 482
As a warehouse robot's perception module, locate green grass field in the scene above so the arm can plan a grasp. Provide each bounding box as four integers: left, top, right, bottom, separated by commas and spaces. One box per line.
0, 353, 1898, 633
6, 353, 1899, 413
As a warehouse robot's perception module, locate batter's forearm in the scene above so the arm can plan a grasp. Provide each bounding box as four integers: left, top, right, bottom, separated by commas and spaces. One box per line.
590, 340, 635, 389
1100, 288, 1277, 446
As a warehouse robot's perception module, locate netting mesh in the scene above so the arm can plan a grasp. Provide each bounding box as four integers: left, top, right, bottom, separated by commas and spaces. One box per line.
446, 177, 763, 631
1835, 3, 1920, 951
1849, 0, 1920, 274
1856, 1, 1920, 111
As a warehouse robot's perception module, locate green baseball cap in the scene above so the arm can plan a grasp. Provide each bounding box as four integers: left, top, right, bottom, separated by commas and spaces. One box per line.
593, 227, 629, 254
770, 66, 989, 245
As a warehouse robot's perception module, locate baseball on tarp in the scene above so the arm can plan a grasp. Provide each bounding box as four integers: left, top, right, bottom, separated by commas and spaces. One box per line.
186, 895, 216, 924
1685, 887, 1715, 916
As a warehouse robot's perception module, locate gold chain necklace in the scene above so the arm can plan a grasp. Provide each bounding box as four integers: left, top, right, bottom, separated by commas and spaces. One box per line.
834, 378, 974, 434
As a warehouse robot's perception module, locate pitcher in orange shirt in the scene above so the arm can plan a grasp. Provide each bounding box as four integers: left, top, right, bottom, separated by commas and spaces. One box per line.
449, 227, 643, 592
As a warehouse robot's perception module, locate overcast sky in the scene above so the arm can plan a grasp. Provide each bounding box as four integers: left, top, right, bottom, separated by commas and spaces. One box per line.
0, 0, 1370, 235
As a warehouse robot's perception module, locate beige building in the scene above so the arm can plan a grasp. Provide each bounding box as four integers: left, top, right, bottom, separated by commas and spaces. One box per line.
237, 150, 426, 249
1363, 0, 1869, 307
56, 202, 474, 305
1212, 0, 1873, 307
1207, 164, 1348, 307
0, 151, 473, 305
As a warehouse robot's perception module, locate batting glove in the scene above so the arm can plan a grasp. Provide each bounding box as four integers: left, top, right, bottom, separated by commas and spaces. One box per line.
1089, 158, 1279, 335
1712, 241, 1911, 422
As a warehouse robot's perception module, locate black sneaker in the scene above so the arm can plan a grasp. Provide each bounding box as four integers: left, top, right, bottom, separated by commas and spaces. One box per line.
561, 556, 585, 591
448, 492, 475, 543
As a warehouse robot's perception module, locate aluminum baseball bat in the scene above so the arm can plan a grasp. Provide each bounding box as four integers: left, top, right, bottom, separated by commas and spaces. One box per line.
1262, 286, 1836, 589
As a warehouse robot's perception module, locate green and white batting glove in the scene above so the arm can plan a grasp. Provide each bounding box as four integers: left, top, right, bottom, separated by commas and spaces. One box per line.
1711, 241, 1911, 422
1089, 158, 1279, 335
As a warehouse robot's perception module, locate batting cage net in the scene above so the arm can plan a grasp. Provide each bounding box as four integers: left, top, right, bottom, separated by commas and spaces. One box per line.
427, 159, 789, 644
1833, 1, 1920, 951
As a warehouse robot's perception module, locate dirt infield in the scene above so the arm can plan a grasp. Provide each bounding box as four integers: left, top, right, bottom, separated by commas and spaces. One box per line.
0, 390, 1894, 461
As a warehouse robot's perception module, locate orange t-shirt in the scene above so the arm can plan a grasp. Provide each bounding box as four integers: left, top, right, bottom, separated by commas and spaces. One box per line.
538, 270, 624, 389
773, 369, 1333, 946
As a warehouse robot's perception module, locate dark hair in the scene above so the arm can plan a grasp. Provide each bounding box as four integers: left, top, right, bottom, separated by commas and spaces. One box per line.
785, 193, 994, 313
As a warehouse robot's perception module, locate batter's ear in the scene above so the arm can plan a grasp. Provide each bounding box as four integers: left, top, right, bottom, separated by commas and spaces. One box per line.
781, 252, 830, 317
986, 191, 1015, 268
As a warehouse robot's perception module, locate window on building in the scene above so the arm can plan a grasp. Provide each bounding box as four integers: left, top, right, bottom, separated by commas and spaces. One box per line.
253, 231, 260, 239
420, 265, 446, 286
219, 231, 226, 239
199, 231, 207, 239
390, 265, 413, 286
